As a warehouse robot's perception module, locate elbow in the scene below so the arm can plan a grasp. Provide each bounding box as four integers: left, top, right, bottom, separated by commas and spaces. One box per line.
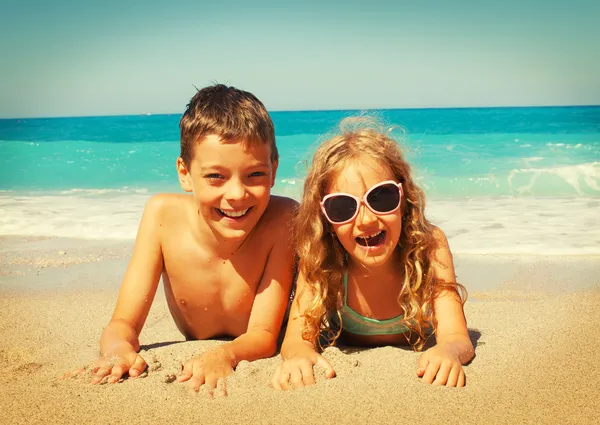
263, 334, 278, 358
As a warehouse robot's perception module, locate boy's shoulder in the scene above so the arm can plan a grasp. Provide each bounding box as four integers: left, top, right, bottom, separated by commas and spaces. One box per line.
255, 195, 298, 230
267, 194, 299, 210
145, 192, 192, 208
143, 193, 194, 222
266, 194, 298, 215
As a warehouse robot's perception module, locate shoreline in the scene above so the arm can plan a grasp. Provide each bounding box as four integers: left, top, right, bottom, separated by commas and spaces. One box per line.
2, 235, 598, 295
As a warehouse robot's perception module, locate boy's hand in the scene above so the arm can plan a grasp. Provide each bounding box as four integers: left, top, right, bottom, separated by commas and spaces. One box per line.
177, 347, 235, 396
90, 350, 147, 384
272, 347, 336, 391
417, 342, 465, 387
62, 349, 147, 384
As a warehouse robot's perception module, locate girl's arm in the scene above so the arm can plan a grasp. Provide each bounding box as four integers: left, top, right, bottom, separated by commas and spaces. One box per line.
272, 270, 335, 390
417, 227, 475, 386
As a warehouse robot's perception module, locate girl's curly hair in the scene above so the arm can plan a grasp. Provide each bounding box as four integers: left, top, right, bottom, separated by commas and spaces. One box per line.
295, 116, 465, 351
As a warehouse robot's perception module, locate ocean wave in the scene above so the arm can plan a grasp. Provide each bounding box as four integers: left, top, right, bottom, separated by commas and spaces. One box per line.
507, 161, 600, 196
58, 187, 151, 195
1, 194, 598, 255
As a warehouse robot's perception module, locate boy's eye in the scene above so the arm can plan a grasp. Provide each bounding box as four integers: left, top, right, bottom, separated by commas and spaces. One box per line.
249, 171, 267, 177
204, 173, 224, 180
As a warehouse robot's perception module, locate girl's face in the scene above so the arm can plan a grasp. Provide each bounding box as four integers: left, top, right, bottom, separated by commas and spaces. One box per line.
325, 158, 403, 269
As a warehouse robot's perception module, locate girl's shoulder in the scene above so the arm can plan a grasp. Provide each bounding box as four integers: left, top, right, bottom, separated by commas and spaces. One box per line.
428, 226, 456, 281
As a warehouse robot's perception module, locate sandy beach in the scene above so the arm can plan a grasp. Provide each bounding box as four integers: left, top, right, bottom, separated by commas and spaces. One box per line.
1, 235, 599, 424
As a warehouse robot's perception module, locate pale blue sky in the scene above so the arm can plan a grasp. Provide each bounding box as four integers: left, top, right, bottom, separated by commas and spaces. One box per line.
1, 0, 599, 118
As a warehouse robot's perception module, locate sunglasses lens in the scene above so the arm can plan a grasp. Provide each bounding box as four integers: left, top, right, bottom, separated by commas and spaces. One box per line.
367, 183, 400, 213
323, 196, 358, 223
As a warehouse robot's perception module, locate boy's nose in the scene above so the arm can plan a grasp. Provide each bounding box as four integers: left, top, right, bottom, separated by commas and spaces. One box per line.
224, 179, 247, 201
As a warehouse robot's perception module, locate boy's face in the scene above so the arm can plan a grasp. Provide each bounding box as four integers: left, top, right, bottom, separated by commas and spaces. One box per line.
178, 134, 277, 241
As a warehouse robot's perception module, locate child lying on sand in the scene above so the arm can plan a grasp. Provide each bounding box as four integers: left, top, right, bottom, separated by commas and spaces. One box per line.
273, 117, 474, 389
74, 84, 297, 395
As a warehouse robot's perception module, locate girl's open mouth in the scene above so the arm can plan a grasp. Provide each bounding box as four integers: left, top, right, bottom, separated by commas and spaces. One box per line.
356, 230, 386, 247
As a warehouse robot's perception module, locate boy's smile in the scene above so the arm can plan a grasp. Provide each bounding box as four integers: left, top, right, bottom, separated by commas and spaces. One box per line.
217, 208, 251, 219
178, 134, 277, 242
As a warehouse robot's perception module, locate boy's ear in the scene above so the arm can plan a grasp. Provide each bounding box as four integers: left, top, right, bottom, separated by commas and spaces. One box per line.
176, 157, 193, 192
271, 159, 279, 188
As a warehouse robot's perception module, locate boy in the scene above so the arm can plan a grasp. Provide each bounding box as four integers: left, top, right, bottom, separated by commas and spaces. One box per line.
87, 84, 297, 394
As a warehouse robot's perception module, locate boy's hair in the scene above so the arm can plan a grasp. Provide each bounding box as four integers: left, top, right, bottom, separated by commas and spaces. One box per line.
179, 84, 278, 167
295, 116, 465, 351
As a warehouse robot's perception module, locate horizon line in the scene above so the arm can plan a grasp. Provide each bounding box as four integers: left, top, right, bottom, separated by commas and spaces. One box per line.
1, 103, 599, 121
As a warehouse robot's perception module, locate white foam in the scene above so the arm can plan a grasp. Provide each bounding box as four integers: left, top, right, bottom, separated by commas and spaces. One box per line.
57, 188, 150, 195
0, 192, 148, 240
1, 190, 598, 256
507, 161, 600, 196
428, 197, 600, 255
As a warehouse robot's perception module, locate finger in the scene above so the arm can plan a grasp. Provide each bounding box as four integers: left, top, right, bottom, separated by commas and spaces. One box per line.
128, 355, 147, 378
189, 361, 205, 392
60, 366, 86, 380
316, 356, 336, 379
289, 367, 304, 389
89, 362, 102, 375
271, 365, 284, 390
214, 378, 227, 397
432, 362, 452, 386
107, 360, 129, 383
417, 353, 429, 377
299, 362, 316, 386
421, 359, 441, 384
177, 361, 193, 382
91, 366, 112, 384
457, 369, 466, 388
204, 372, 219, 391
445, 364, 461, 387
277, 368, 292, 391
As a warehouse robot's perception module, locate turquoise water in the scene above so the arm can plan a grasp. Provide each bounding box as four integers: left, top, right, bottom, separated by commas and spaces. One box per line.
1, 106, 599, 254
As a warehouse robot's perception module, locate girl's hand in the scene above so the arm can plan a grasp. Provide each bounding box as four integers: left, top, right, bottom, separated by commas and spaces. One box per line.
417, 342, 466, 387
272, 348, 336, 391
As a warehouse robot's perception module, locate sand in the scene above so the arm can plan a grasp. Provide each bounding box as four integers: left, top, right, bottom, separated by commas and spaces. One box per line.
1, 236, 599, 424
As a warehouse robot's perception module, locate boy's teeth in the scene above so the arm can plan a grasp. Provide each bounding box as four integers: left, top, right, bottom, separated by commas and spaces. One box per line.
220, 208, 249, 218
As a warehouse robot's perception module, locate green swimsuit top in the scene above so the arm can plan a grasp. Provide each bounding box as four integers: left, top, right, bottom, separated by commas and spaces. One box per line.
340, 273, 409, 336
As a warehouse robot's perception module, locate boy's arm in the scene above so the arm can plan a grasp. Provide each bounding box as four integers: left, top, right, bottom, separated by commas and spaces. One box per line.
220, 209, 297, 365
94, 195, 165, 382
178, 203, 297, 393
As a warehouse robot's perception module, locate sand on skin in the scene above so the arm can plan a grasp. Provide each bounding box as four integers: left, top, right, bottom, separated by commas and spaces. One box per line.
1, 236, 599, 424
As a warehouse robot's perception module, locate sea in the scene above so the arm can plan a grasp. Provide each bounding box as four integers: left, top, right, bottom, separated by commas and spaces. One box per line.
1, 106, 599, 255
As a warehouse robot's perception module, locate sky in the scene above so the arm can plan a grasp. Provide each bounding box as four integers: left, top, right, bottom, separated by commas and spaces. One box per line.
1, 0, 599, 118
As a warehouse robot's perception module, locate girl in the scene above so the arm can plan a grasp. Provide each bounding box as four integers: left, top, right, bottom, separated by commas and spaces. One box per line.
273, 117, 474, 389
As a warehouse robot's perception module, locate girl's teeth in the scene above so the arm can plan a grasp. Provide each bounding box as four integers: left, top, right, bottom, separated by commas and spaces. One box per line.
362, 230, 382, 239
220, 208, 249, 218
